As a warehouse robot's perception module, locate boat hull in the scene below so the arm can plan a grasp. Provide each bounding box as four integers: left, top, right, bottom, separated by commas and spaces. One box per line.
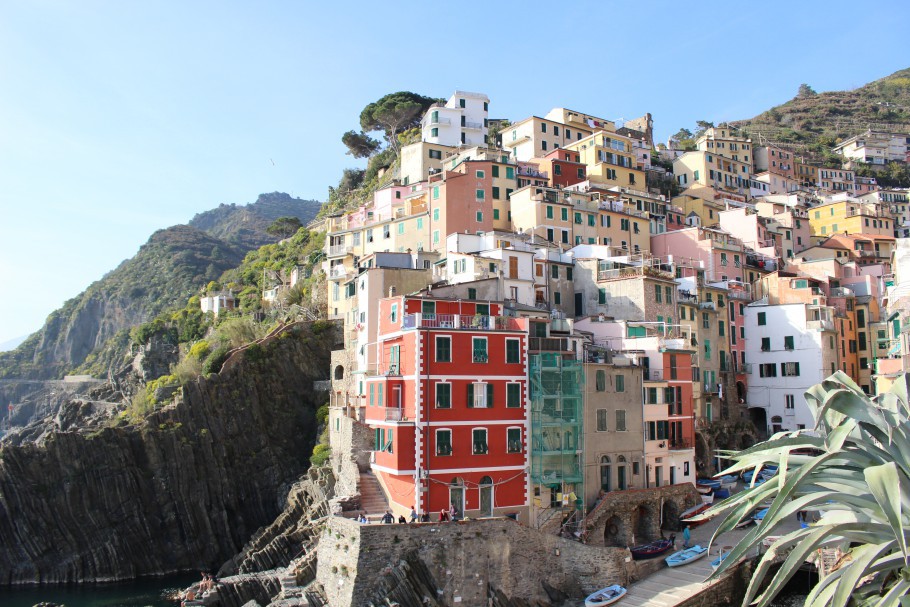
629, 539, 674, 560
665, 545, 708, 567
585, 584, 627, 606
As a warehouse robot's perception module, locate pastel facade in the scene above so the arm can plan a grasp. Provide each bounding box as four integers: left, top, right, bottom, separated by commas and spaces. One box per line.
421, 91, 490, 147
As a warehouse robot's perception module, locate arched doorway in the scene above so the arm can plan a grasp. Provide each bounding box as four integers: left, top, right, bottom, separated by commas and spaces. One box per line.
600, 456, 611, 493
634, 505, 654, 543
479, 476, 493, 517
449, 477, 465, 519
736, 381, 746, 403
334, 365, 344, 380
603, 514, 624, 546
617, 455, 628, 490
749, 407, 767, 437
662, 500, 681, 532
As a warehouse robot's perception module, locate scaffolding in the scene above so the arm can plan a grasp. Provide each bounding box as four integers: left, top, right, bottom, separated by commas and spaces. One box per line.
529, 353, 584, 532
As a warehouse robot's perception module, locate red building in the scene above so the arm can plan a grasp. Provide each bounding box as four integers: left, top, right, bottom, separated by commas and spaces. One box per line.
364, 296, 529, 521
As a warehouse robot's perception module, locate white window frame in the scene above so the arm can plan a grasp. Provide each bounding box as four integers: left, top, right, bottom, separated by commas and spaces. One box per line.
435, 428, 452, 456
506, 426, 522, 454
435, 382, 452, 409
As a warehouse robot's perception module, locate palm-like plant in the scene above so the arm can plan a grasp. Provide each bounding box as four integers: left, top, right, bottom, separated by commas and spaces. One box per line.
705, 371, 910, 607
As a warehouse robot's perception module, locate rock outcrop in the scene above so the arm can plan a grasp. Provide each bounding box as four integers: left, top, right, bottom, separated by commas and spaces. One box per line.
0, 320, 338, 585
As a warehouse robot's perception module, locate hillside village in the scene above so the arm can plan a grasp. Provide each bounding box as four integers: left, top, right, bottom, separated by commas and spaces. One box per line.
298, 90, 910, 533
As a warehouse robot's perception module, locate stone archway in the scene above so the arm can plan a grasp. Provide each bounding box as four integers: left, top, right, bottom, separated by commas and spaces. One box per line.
661, 499, 681, 532
334, 365, 345, 380
602, 514, 625, 547
633, 504, 655, 544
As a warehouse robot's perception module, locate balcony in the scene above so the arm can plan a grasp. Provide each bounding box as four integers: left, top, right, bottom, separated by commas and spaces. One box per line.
328, 244, 353, 257
529, 337, 570, 352
403, 313, 522, 331
698, 301, 716, 310
427, 116, 451, 126
669, 439, 692, 451
517, 165, 548, 178
807, 319, 835, 332
704, 383, 720, 394
329, 265, 350, 280
678, 291, 698, 304
597, 265, 674, 282
728, 288, 752, 301
463, 120, 483, 130
382, 407, 405, 422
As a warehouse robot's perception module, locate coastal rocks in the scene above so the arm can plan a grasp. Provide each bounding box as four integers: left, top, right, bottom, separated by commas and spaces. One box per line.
0, 320, 338, 585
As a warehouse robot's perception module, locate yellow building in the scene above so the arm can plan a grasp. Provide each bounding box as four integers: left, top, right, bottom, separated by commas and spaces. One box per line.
807, 198, 894, 241
696, 127, 754, 174
673, 152, 752, 198
566, 131, 646, 190
670, 187, 727, 227
500, 114, 597, 162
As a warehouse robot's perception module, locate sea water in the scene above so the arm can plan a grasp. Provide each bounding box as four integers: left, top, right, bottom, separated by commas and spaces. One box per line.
0, 574, 196, 607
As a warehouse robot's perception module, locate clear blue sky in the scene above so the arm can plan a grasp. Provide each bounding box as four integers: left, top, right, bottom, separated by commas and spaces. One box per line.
1, 0, 907, 346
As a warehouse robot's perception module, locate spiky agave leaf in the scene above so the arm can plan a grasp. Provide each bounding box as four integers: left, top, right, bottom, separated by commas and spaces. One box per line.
703, 373, 910, 607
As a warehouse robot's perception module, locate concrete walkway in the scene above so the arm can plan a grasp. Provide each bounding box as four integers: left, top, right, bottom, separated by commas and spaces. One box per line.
620, 491, 802, 607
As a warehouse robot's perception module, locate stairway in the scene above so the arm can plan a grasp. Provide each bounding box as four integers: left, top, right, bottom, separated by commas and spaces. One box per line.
359, 471, 391, 518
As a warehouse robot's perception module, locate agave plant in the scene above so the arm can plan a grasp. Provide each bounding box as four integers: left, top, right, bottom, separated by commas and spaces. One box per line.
704, 371, 910, 607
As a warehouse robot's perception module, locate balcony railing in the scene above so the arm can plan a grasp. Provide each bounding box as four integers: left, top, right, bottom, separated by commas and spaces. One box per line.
669, 439, 691, 451
329, 265, 349, 279
328, 244, 353, 257
728, 289, 751, 301
807, 319, 835, 332
382, 407, 405, 422
698, 301, 716, 310
463, 120, 483, 130
402, 313, 522, 331
427, 116, 451, 126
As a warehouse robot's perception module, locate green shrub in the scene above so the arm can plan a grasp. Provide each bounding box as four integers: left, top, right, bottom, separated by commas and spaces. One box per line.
202, 345, 231, 375
310, 443, 330, 466
316, 403, 329, 425
188, 339, 211, 360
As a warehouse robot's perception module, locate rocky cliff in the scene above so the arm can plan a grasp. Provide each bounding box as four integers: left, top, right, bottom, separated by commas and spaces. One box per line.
0, 320, 337, 585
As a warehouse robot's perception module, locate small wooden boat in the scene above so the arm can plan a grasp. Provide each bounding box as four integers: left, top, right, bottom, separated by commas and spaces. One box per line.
701, 493, 714, 505
711, 551, 730, 571
629, 539, 675, 560
665, 545, 708, 567
753, 507, 769, 524
713, 488, 731, 500
695, 484, 713, 495
679, 502, 711, 527
696, 478, 722, 489
734, 517, 754, 529
584, 584, 627, 606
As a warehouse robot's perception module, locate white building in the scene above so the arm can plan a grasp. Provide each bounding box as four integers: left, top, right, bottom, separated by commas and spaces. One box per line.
744, 302, 838, 433
200, 292, 238, 316
420, 91, 489, 148
833, 130, 910, 166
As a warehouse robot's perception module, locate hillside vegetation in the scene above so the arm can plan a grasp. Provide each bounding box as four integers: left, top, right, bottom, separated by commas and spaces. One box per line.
730, 68, 910, 149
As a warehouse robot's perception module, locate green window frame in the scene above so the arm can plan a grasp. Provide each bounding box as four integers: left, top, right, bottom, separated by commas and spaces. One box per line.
506, 339, 520, 364
476, 189, 485, 200
546, 205, 553, 219
506, 383, 521, 408
507, 427, 522, 453
599, 288, 606, 304
493, 209, 500, 220
436, 336, 451, 362
505, 167, 514, 179
616, 375, 625, 392
561, 208, 568, 221
757, 312, 766, 325
436, 383, 451, 408
551, 265, 559, 279
436, 429, 452, 455
492, 165, 499, 177
472, 337, 488, 363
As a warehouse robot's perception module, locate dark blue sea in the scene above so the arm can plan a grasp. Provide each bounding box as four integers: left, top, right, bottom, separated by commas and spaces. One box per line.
0, 575, 195, 607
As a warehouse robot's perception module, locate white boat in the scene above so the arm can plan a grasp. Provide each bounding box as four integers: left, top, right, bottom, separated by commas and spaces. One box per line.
665, 545, 708, 567
585, 584, 627, 607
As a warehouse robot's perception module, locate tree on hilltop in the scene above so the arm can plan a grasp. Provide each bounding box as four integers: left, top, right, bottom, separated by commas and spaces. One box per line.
341, 130, 380, 158
356, 92, 441, 154
798, 83, 818, 98
266, 216, 303, 239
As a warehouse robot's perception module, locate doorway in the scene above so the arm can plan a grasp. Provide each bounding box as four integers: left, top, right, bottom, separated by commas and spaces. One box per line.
479, 476, 493, 517
449, 477, 465, 518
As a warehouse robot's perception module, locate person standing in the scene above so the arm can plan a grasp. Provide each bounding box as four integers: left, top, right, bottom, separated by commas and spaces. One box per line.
682, 525, 692, 548
409, 506, 418, 522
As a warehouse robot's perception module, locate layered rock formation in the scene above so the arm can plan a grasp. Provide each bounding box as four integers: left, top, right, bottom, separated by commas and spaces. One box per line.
0, 321, 337, 585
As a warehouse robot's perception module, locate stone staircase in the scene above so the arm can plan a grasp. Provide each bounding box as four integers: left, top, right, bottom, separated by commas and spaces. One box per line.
358, 471, 390, 520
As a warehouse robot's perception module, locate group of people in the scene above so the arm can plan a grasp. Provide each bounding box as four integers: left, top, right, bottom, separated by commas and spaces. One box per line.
180, 572, 218, 606
364, 503, 461, 524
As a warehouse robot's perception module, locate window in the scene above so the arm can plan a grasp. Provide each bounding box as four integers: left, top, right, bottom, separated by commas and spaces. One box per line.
472, 337, 488, 363
431, 127, 438, 137
472, 428, 488, 454
540, 122, 547, 133
665, 286, 672, 303
616, 375, 625, 392
574, 211, 582, 224
759, 363, 777, 377
616, 410, 627, 432
467, 382, 493, 408
546, 206, 553, 219
476, 170, 484, 179
702, 313, 710, 329
436, 336, 451, 362
785, 394, 795, 409
476, 189, 485, 201
433, 208, 440, 220
429, 149, 442, 160
390, 304, 398, 323
718, 320, 725, 337
761, 337, 771, 351
555, 164, 562, 176
757, 312, 766, 325
552, 265, 559, 279
436, 429, 452, 456
784, 335, 794, 350
567, 267, 573, 280
492, 187, 500, 200
506, 383, 521, 408
596, 370, 606, 391
507, 428, 522, 453
781, 362, 800, 377
467, 288, 476, 300
596, 409, 608, 431
506, 167, 514, 179
436, 383, 451, 409
476, 211, 483, 222
561, 207, 568, 221
655, 286, 662, 303
506, 339, 520, 364
492, 165, 499, 178
598, 288, 606, 304
554, 292, 561, 305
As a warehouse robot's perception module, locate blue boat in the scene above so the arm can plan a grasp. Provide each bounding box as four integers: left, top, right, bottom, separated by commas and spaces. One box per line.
753, 507, 769, 523
696, 478, 722, 489
585, 584, 627, 606
711, 551, 730, 571
665, 545, 708, 567
718, 474, 738, 488
713, 488, 731, 499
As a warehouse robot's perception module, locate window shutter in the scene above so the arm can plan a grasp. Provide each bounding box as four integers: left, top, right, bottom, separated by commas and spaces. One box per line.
487, 383, 494, 407
467, 383, 474, 408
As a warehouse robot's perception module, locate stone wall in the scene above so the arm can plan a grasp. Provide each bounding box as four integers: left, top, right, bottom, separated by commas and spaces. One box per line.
329, 412, 373, 497
316, 516, 631, 607
584, 484, 700, 547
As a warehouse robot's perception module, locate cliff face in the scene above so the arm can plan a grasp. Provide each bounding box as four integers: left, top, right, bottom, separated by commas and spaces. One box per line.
0, 321, 337, 585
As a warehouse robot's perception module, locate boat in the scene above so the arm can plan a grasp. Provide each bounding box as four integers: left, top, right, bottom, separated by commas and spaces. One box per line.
701, 493, 714, 505
695, 484, 713, 495
679, 502, 711, 527
753, 507, 769, 524
718, 474, 738, 490
584, 584, 627, 606
629, 539, 675, 560
734, 517, 754, 529
665, 545, 709, 567
711, 551, 730, 571
713, 488, 731, 500
696, 478, 721, 489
